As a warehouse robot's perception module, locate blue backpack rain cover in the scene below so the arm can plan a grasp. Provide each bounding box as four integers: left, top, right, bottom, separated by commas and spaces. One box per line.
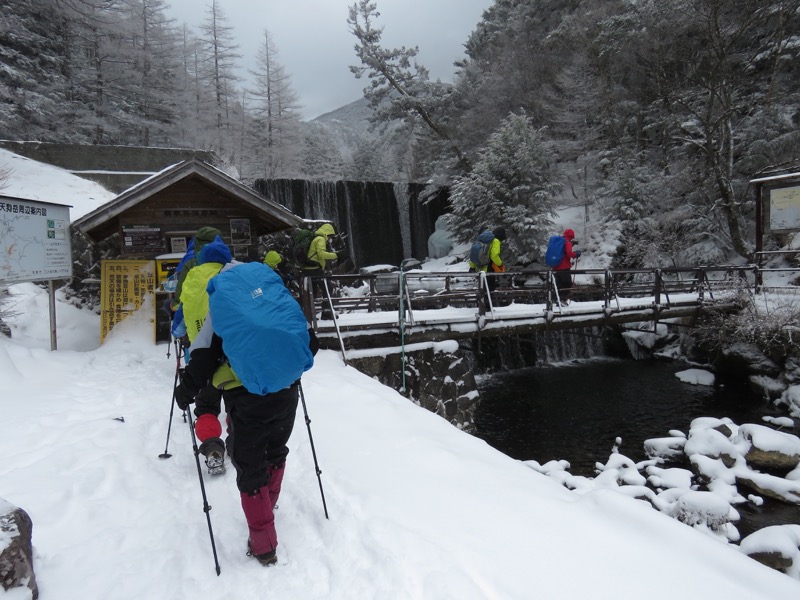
207, 262, 313, 395
469, 230, 495, 267
545, 235, 566, 267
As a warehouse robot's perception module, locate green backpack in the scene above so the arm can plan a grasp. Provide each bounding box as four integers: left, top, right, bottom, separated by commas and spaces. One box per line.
291, 228, 317, 269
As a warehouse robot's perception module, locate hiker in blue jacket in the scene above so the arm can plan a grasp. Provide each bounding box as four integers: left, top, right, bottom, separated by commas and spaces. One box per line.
175, 262, 318, 567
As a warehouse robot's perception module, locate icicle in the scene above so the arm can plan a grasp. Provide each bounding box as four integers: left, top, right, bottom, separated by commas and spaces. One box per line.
393, 182, 412, 259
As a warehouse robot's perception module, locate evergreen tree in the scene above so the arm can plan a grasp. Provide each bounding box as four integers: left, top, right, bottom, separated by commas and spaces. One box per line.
447, 112, 560, 262
347, 0, 469, 170
592, 0, 800, 258
302, 122, 346, 180
0, 0, 65, 141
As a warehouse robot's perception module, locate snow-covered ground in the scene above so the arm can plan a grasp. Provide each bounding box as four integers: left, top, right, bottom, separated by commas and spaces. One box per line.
3, 147, 800, 598
2, 282, 800, 599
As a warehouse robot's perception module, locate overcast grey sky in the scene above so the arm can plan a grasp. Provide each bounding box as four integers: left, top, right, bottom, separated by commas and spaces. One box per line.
164, 0, 494, 121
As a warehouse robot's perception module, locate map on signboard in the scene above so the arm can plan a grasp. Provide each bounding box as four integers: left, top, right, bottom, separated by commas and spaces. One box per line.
0, 197, 72, 283
770, 185, 800, 232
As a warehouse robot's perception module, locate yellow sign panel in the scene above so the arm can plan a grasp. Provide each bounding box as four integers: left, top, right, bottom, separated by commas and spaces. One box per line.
100, 260, 157, 342
155, 257, 181, 286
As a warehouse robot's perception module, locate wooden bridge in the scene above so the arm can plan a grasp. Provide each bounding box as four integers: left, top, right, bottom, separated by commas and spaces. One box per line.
297, 264, 775, 357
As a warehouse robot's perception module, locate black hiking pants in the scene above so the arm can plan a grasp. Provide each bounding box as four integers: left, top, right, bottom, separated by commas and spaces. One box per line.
554, 269, 573, 299
224, 382, 300, 494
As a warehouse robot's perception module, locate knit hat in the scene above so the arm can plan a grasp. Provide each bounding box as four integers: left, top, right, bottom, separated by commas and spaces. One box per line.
563, 229, 575, 240
493, 227, 507, 241
195, 226, 221, 248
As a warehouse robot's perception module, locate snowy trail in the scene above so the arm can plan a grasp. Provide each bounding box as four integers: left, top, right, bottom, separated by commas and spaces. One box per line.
2, 286, 800, 598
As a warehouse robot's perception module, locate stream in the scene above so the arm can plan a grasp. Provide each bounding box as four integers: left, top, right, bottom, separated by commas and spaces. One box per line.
474, 357, 800, 538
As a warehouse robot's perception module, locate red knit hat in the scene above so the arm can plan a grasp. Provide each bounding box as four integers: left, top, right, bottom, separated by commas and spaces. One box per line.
563, 229, 575, 240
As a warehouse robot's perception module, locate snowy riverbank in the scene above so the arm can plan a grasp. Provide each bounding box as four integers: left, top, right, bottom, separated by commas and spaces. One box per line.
2, 282, 800, 598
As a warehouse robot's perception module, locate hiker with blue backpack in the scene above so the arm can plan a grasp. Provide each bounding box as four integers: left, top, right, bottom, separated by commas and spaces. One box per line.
175, 261, 318, 566
545, 228, 581, 304
469, 227, 507, 291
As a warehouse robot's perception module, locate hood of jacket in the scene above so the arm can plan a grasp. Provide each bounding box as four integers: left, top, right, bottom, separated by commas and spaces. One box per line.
477, 230, 495, 243
563, 229, 575, 240
263, 250, 282, 269
197, 236, 232, 265
315, 223, 336, 237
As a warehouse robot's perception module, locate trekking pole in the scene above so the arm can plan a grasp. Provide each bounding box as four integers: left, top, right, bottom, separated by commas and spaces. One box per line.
549, 270, 563, 309
298, 382, 329, 519
572, 255, 580, 286
321, 278, 347, 365
185, 405, 222, 575
158, 338, 182, 459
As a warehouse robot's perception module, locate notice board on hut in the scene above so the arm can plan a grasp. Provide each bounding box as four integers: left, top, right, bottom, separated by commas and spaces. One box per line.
100, 260, 156, 342
122, 226, 164, 256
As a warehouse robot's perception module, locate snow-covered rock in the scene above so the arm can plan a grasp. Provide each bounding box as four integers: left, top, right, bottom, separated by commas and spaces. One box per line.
736, 424, 800, 471
0, 497, 37, 599
740, 525, 800, 578
427, 215, 455, 259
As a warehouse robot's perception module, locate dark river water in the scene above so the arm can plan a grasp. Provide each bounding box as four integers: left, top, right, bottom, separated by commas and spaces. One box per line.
473, 357, 800, 538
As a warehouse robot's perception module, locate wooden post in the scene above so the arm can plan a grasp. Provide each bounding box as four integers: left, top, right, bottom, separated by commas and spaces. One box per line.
48, 280, 57, 351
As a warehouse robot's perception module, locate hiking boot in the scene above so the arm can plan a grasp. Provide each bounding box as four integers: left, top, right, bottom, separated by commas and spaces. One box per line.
247, 539, 277, 566
199, 439, 226, 476
205, 449, 225, 476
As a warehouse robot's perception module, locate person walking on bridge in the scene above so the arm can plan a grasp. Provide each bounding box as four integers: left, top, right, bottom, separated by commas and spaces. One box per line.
469, 227, 506, 292
303, 223, 339, 275
301, 223, 340, 320
553, 228, 581, 304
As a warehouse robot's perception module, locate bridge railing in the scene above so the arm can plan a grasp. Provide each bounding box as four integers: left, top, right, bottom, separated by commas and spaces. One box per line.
297, 264, 758, 328
754, 250, 800, 291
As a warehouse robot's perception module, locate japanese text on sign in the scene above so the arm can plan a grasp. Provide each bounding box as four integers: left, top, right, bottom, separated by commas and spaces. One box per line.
100, 260, 156, 342
0, 198, 71, 283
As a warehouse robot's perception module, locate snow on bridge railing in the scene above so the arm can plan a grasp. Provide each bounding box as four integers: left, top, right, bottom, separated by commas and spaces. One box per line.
298, 265, 772, 331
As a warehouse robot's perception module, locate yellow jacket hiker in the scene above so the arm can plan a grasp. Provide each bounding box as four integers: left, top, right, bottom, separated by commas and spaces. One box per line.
305, 223, 338, 272
175, 235, 232, 477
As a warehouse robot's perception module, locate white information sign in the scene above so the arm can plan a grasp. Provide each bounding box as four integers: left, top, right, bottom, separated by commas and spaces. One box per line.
0, 197, 72, 283
769, 185, 800, 232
